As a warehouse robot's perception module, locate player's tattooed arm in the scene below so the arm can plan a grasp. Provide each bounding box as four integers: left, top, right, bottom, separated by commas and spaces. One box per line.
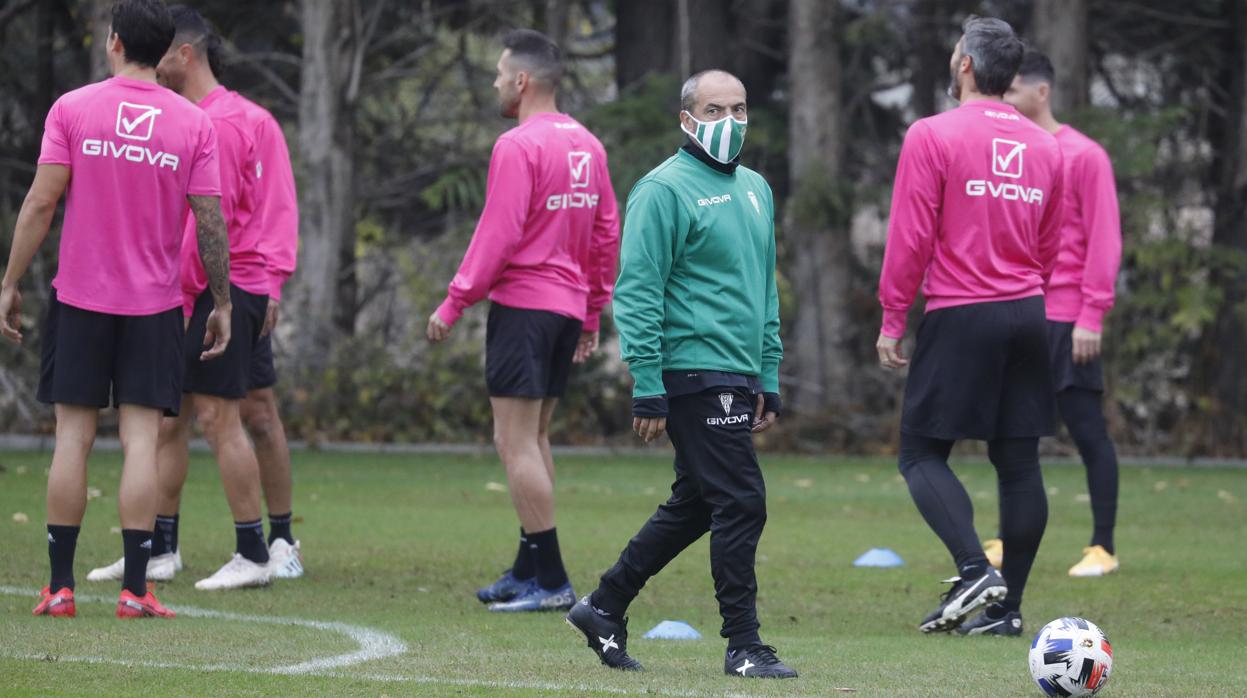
188, 195, 232, 308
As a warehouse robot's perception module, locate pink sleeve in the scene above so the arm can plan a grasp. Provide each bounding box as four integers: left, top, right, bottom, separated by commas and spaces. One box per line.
1074, 148, 1120, 332
1036, 148, 1065, 290
435, 137, 532, 327
253, 116, 299, 301
878, 121, 945, 339
583, 148, 620, 332
187, 116, 222, 197
38, 100, 71, 166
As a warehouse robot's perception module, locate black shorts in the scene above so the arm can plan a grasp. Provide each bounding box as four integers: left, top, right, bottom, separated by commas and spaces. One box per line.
249, 334, 278, 391
901, 296, 1055, 441
1047, 321, 1104, 393
183, 285, 268, 399
485, 303, 582, 398
37, 289, 185, 414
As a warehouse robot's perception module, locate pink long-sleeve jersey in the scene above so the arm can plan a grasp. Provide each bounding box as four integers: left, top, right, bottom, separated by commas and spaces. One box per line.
435, 112, 620, 332
235, 92, 299, 302
879, 100, 1066, 338
1043, 125, 1121, 333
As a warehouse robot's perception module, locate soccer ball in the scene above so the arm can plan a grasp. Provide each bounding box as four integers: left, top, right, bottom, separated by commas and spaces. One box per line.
1028, 617, 1113, 696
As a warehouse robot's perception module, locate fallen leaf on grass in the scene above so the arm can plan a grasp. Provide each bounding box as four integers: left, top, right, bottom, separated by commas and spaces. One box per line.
1217, 490, 1238, 504
16, 466, 28, 475
854, 473, 871, 483
1153, 481, 1169, 492
12, 512, 29, 524
1074, 494, 1091, 504
485, 481, 508, 493
794, 478, 814, 489
86, 488, 102, 500
1047, 486, 1060, 496
109, 527, 121, 534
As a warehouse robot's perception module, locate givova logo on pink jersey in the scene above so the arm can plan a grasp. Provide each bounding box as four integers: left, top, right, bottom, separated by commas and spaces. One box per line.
80, 102, 180, 170
964, 138, 1043, 205
546, 151, 599, 210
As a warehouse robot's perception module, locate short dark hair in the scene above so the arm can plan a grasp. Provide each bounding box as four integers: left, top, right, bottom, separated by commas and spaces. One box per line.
1016, 47, 1055, 86
110, 0, 175, 69
960, 15, 1024, 96
168, 4, 224, 76
502, 28, 564, 88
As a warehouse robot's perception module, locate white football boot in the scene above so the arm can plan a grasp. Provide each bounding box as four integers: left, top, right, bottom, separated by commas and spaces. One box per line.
268, 539, 304, 579
194, 553, 273, 590
86, 549, 183, 582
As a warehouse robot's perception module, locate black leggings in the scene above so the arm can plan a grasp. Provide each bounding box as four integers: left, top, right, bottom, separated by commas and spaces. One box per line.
899, 433, 1048, 610
1056, 388, 1119, 553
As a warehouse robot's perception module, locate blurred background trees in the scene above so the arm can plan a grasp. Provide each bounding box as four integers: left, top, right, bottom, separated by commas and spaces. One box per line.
1, 0, 1244, 456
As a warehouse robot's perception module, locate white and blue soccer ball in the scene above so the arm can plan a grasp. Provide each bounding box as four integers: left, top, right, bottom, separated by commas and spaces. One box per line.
1028, 617, 1114, 697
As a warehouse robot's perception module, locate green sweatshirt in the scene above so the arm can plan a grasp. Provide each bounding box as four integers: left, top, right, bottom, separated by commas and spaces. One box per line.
614, 148, 782, 399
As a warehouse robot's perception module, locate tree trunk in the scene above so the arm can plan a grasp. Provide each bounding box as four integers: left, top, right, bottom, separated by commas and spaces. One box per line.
1198, 0, 1247, 454
298, 0, 356, 359
544, 0, 570, 50
1030, 0, 1088, 114
614, 0, 674, 90
86, 0, 112, 82
784, 0, 850, 413
910, 0, 949, 117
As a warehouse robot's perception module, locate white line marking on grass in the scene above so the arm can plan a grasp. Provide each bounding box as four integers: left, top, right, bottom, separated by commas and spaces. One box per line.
1, 585, 406, 674
5, 586, 817, 696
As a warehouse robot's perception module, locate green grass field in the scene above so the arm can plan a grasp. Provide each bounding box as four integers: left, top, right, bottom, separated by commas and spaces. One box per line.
1, 448, 1244, 696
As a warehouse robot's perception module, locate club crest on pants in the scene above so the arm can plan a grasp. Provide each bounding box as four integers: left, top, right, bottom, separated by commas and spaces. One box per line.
719, 392, 733, 416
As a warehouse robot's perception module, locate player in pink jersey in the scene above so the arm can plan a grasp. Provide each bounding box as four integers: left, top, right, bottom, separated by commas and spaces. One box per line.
876, 16, 1065, 637
84, 5, 276, 591
427, 29, 620, 612
0, 0, 232, 620
995, 49, 1123, 579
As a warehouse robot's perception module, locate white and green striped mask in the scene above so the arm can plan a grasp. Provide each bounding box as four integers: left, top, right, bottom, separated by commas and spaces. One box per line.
681, 112, 747, 164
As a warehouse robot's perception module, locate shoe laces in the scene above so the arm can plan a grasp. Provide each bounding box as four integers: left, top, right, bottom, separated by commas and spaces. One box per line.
937, 576, 963, 603
747, 645, 783, 667
220, 553, 259, 574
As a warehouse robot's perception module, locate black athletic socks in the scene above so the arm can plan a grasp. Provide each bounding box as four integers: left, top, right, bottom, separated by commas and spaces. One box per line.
727, 630, 763, 653
121, 529, 152, 597
268, 512, 293, 546
959, 562, 988, 582
47, 524, 80, 593
235, 520, 270, 564
512, 528, 536, 579
589, 588, 627, 618
152, 515, 178, 557
527, 527, 569, 590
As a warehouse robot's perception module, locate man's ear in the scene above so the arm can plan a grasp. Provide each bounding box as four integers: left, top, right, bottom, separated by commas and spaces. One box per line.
1039, 82, 1052, 104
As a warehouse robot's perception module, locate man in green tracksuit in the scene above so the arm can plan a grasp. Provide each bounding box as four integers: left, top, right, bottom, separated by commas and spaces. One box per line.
565, 70, 795, 680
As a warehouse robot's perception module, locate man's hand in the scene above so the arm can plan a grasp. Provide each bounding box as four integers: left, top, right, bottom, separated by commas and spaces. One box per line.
752, 393, 778, 433
427, 312, 451, 343
573, 330, 599, 364
1072, 326, 1102, 365
877, 333, 908, 369
260, 299, 280, 338
633, 416, 667, 443
0, 285, 22, 345
201, 303, 232, 361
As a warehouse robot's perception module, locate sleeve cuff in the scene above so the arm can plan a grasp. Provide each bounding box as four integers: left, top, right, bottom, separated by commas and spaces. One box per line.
1075, 305, 1106, 333
761, 359, 781, 394
632, 395, 669, 418
881, 309, 908, 339
582, 312, 601, 333
268, 273, 288, 301
435, 297, 463, 328
628, 362, 665, 399
762, 392, 782, 417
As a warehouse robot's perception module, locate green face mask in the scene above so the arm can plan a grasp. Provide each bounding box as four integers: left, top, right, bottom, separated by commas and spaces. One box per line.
681, 111, 748, 164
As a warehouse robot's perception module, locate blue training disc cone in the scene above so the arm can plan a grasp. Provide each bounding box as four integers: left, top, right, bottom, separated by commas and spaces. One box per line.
853, 547, 905, 567
643, 620, 702, 640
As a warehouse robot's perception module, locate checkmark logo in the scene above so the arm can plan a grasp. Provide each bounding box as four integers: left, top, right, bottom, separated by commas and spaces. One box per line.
115, 102, 162, 141
568, 151, 592, 188
991, 138, 1025, 178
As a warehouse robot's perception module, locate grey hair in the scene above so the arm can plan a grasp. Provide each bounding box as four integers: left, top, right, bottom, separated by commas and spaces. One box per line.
680, 69, 744, 112
959, 15, 1024, 96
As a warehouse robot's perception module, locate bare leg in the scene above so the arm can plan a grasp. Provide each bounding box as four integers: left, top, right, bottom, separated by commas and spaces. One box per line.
46, 405, 99, 526
194, 394, 263, 523
155, 395, 193, 517
240, 387, 292, 516
117, 404, 162, 530
537, 398, 558, 485
491, 397, 554, 532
